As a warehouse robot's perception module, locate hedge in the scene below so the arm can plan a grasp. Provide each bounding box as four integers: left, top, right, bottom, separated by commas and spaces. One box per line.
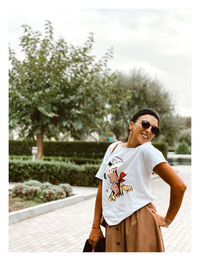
9, 141, 110, 158
9, 141, 168, 159
153, 142, 168, 159
9, 142, 168, 187
175, 141, 191, 154
9, 155, 103, 165
9, 159, 100, 187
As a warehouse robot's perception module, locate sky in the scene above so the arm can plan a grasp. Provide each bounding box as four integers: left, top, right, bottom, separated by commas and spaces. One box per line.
8, 1, 192, 117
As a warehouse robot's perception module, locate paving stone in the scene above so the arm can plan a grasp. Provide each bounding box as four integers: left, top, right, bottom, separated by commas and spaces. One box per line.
9, 165, 191, 252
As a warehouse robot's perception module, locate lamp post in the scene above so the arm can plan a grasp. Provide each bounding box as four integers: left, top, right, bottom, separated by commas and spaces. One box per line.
32, 147, 38, 161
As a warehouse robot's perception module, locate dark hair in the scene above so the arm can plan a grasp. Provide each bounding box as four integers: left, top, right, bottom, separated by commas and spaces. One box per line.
131, 108, 160, 123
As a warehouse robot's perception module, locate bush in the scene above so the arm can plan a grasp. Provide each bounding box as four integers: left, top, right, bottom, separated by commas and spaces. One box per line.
9, 141, 168, 188
11, 184, 24, 196
9, 141, 168, 159
153, 142, 168, 159
59, 183, 73, 196
24, 180, 42, 187
175, 141, 191, 154
178, 128, 191, 146
39, 182, 52, 189
22, 186, 41, 200
9, 155, 103, 165
10, 180, 73, 202
9, 141, 110, 158
9, 159, 100, 187
9, 140, 35, 155
168, 147, 175, 152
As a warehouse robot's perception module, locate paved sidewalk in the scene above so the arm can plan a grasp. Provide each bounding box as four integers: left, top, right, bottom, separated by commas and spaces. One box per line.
9, 165, 191, 252
152, 165, 191, 252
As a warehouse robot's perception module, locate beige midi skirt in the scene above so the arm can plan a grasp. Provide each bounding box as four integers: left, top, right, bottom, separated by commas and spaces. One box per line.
105, 203, 165, 252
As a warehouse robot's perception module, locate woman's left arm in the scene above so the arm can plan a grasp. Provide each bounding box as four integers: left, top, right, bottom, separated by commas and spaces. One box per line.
153, 162, 187, 226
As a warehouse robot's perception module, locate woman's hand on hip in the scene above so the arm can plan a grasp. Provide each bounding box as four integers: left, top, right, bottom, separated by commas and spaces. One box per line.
150, 209, 167, 227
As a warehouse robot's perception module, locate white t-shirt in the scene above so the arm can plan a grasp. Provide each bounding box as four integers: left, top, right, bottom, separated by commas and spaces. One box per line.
95, 141, 167, 226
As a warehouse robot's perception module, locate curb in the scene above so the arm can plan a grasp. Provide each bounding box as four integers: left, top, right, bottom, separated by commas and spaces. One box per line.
9, 176, 158, 225
9, 192, 97, 225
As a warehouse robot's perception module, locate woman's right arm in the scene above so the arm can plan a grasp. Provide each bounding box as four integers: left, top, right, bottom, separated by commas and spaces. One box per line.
88, 142, 118, 248
89, 181, 104, 248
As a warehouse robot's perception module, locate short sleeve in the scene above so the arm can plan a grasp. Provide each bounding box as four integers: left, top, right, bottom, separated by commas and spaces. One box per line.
95, 142, 119, 180
144, 143, 167, 171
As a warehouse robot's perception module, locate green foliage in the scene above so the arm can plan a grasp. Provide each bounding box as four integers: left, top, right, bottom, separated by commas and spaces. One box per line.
9, 141, 168, 188
24, 180, 42, 187
9, 140, 168, 159
9, 20, 115, 142
175, 141, 191, 154
152, 142, 168, 159
9, 155, 103, 165
9, 140, 35, 155
9, 140, 111, 158
108, 69, 176, 145
178, 128, 191, 146
158, 115, 191, 147
9, 159, 100, 187
10, 180, 73, 202
43, 141, 110, 158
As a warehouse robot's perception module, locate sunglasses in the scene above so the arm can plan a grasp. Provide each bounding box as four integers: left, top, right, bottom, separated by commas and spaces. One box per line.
141, 120, 159, 136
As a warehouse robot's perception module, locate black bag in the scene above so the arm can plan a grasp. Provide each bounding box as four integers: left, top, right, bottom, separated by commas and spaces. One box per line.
83, 238, 105, 252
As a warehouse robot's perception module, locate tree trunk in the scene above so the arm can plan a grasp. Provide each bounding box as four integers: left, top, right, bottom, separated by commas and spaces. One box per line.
36, 125, 44, 160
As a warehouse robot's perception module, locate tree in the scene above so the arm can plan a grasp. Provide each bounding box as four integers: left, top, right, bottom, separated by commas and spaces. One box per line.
9, 21, 115, 159
162, 114, 191, 147
108, 69, 178, 145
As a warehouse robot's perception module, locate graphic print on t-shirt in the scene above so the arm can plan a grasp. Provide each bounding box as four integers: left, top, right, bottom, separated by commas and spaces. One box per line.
104, 156, 133, 201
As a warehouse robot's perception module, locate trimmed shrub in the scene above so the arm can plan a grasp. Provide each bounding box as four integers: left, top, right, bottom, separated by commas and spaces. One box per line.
22, 186, 41, 200
178, 128, 191, 146
59, 183, 73, 196
10, 180, 73, 202
51, 186, 66, 200
9, 141, 168, 159
9, 141, 109, 158
9, 141, 168, 188
11, 184, 25, 196
9, 160, 100, 187
42, 188, 56, 202
9, 155, 103, 165
153, 142, 168, 159
175, 141, 191, 154
39, 182, 52, 189
9, 140, 35, 155
24, 180, 42, 187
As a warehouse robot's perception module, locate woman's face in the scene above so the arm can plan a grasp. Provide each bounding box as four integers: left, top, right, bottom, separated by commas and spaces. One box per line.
129, 114, 159, 147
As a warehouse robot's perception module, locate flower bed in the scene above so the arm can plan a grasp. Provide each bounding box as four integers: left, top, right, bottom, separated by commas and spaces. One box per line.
9, 180, 73, 212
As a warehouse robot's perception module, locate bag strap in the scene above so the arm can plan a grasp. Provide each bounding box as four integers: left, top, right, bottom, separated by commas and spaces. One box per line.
111, 141, 122, 154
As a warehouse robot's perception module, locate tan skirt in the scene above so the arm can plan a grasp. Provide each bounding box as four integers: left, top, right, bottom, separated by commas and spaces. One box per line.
105, 203, 165, 252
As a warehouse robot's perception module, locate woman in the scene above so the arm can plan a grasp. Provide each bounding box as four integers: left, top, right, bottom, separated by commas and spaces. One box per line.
89, 108, 187, 252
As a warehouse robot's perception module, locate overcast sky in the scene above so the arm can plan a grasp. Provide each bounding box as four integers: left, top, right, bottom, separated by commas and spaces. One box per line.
8, 1, 192, 117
